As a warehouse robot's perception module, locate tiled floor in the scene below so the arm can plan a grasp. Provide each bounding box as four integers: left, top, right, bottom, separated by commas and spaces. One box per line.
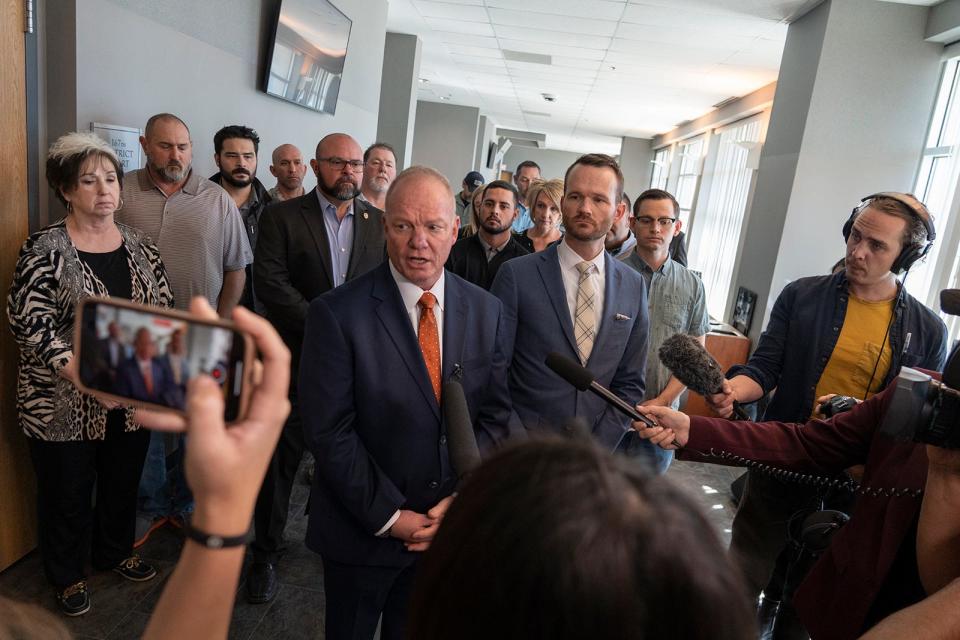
0, 459, 743, 639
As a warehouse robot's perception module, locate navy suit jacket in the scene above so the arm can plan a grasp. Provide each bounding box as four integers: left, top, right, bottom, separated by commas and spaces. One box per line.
490, 244, 649, 451
114, 356, 179, 408
299, 262, 514, 567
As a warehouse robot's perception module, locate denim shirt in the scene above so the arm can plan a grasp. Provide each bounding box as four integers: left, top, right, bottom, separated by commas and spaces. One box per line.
729, 271, 947, 423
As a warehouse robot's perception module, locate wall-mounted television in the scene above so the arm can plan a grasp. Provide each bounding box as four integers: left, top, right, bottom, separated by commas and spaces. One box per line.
262, 0, 352, 115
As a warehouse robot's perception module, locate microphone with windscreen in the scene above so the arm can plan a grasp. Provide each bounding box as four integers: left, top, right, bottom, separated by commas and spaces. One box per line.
941, 288, 960, 316
442, 380, 481, 487
544, 354, 683, 448
658, 333, 750, 421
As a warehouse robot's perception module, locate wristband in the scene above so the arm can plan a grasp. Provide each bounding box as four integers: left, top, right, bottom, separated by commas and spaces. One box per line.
183, 521, 253, 549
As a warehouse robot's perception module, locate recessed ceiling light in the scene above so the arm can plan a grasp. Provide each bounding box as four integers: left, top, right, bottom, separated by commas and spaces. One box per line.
439, 95, 451, 101
419, 78, 429, 84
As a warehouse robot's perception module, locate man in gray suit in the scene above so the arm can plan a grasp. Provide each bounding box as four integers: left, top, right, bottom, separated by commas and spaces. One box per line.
490, 154, 652, 462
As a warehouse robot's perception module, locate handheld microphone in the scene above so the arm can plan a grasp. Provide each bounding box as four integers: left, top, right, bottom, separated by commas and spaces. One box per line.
543, 354, 683, 450
658, 334, 750, 421
442, 381, 481, 486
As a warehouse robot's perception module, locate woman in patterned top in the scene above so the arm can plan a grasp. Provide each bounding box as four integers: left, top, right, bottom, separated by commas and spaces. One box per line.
8, 132, 174, 617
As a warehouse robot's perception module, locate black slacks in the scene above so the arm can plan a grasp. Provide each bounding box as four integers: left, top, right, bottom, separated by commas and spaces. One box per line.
320, 556, 418, 640
252, 389, 304, 562
28, 412, 151, 589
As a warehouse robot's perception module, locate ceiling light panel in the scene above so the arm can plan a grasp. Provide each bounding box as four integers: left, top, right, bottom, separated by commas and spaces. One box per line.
497, 38, 608, 60
494, 25, 613, 49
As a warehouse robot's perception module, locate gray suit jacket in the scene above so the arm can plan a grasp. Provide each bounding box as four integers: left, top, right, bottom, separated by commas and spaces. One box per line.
490, 244, 650, 451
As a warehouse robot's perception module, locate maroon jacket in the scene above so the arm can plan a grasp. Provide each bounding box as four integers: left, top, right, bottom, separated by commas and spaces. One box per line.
681, 379, 930, 639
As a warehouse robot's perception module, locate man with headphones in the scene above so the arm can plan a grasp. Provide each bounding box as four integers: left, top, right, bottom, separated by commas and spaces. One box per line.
705, 193, 948, 637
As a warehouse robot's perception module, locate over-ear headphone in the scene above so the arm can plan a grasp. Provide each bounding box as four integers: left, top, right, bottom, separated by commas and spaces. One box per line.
842, 192, 936, 275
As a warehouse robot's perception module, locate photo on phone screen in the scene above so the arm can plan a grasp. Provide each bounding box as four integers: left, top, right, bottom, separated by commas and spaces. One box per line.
76, 299, 249, 420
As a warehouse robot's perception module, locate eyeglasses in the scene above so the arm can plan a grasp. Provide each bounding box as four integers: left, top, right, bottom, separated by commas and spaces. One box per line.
318, 157, 365, 172
634, 216, 677, 228
366, 159, 395, 170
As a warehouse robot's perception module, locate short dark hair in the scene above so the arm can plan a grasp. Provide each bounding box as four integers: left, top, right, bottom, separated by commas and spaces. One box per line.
564, 154, 624, 198
481, 180, 520, 209
144, 113, 190, 139
515, 160, 541, 175
862, 193, 931, 248
408, 438, 755, 640
214, 125, 260, 155
635, 188, 680, 218
45, 132, 124, 209
364, 142, 396, 164
621, 191, 631, 211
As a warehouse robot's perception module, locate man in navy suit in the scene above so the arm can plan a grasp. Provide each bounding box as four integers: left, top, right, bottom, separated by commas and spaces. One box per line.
491, 153, 653, 462
299, 166, 514, 640
114, 328, 177, 407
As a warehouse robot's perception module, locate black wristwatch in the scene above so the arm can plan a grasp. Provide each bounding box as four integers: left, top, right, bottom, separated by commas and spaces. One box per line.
183, 521, 253, 549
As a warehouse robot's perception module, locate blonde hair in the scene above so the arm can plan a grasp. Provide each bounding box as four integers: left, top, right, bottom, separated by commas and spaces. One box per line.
526, 178, 564, 216
46, 131, 123, 209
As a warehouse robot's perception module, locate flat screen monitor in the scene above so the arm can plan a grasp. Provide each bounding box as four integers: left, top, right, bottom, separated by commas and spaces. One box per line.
263, 0, 352, 115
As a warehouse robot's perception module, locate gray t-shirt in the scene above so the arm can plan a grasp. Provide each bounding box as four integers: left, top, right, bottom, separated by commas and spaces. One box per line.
117, 169, 252, 310
622, 253, 710, 408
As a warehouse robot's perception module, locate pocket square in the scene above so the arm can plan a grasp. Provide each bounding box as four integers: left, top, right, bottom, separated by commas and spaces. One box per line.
615, 313, 631, 321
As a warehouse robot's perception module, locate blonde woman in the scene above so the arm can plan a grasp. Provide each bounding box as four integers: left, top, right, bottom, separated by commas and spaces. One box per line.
516, 178, 563, 253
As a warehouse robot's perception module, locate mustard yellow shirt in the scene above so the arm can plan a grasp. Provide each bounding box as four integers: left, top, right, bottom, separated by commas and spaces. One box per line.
813, 293, 894, 415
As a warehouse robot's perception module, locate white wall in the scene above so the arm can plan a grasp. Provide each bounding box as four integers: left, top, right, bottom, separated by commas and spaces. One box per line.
619, 137, 654, 198
502, 147, 583, 181
47, 0, 388, 200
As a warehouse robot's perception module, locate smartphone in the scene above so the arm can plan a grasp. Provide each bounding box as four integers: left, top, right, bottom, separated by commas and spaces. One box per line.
74, 297, 254, 421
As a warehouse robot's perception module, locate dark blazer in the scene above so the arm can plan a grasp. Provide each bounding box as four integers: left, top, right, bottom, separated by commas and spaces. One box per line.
490, 244, 649, 451
681, 379, 929, 640
253, 188, 385, 365
113, 356, 179, 408
445, 234, 530, 290
299, 263, 515, 567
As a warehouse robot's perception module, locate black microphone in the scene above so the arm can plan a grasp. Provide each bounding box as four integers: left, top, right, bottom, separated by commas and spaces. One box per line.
442, 380, 481, 486
545, 353, 657, 429
658, 334, 750, 421
941, 288, 960, 316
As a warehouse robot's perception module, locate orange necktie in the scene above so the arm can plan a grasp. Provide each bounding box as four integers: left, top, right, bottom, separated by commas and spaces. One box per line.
418, 292, 441, 404
143, 364, 154, 397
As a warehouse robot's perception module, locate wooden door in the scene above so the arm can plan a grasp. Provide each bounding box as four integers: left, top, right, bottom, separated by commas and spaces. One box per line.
0, 0, 37, 570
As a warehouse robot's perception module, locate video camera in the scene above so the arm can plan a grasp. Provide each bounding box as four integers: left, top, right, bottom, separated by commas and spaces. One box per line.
880, 289, 960, 450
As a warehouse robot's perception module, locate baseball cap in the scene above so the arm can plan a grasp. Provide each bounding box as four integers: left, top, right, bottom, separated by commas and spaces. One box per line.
464, 171, 485, 188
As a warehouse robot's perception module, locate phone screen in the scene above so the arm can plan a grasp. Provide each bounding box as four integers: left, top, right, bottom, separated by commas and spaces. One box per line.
77, 300, 247, 421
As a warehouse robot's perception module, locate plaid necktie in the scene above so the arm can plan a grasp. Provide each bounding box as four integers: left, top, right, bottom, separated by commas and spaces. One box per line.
418, 292, 441, 403
574, 261, 597, 364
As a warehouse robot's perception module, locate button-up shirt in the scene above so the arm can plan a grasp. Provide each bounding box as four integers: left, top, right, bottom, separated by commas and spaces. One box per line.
511, 202, 533, 233
477, 233, 510, 262
317, 190, 355, 288
557, 238, 606, 325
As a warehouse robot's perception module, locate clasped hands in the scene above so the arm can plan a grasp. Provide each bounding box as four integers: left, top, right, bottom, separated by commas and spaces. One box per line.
390, 496, 454, 552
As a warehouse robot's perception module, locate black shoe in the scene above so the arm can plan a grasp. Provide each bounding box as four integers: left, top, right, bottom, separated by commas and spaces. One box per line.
113, 555, 158, 582
57, 581, 90, 616
246, 562, 279, 604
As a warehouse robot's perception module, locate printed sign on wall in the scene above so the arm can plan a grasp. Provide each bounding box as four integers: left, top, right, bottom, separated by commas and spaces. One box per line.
90, 122, 142, 172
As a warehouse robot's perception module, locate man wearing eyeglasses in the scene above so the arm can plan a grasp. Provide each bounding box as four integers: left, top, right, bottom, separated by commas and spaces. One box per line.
621, 188, 709, 473
249, 132, 385, 604
359, 142, 397, 211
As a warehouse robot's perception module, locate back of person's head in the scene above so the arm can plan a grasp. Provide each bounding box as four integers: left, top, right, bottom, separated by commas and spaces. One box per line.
408, 438, 755, 640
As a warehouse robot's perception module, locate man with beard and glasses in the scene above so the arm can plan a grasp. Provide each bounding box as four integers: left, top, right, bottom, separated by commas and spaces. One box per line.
117, 112, 252, 547
446, 180, 529, 290
491, 154, 652, 464
359, 142, 397, 211
249, 132, 385, 604
210, 125, 273, 312
268, 143, 308, 202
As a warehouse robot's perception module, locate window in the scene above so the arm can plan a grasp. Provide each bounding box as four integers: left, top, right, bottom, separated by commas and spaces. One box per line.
906, 56, 960, 346
674, 136, 705, 229
688, 116, 763, 319
650, 147, 671, 190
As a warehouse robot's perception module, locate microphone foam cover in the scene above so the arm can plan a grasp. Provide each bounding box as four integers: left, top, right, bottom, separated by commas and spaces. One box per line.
658, 333, 726, 397
941, 289, 960, 317
545, 352, 594, 391
443, 380, 481, 478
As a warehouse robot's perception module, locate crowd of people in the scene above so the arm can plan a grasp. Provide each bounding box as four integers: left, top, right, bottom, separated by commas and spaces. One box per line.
4, 110, 960, 640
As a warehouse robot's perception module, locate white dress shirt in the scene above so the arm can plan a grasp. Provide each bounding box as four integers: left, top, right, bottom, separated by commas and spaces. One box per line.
376, 261, 447, 536
557, 238, 606, 325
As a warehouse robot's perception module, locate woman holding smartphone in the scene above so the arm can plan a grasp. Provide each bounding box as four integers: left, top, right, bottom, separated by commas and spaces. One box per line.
7, 132, 173, 616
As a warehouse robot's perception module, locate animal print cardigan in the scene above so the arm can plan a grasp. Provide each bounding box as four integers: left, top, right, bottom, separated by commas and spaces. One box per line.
7, 220, 174, 441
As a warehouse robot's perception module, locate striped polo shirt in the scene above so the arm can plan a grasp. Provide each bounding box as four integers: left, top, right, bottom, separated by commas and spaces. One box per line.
117, 168, 252, 310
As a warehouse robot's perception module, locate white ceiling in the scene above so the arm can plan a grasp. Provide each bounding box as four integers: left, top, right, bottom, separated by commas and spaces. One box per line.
385, 0, 827, 153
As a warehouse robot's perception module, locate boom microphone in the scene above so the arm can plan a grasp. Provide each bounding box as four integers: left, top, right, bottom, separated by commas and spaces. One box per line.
658, 333, 750, 421
545, 353, 657, 430
442, 380, 481, 486
941, 288, 960, 316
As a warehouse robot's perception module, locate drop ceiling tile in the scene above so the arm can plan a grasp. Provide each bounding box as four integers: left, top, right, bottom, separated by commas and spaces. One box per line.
445, 43, 503, 58
622, 3, 779, 36
434, 32, 500, 48
497, 38, 608, 60
627, 0, 808, 22
413, 1, 490, 21
487, 8, 619, 35
425, 17, 496, 36
615, 22, 759, 49
494, 25, 612, 49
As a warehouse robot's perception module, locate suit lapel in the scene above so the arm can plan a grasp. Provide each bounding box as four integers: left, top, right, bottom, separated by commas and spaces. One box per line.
372, 264, 441, 419
442, 275, 467, 383
346, 198, 375, 279
299, 189, 335, 287
537, 247, 578, 355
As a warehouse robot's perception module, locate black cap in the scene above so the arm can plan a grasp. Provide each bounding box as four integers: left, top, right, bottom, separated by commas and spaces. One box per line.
464, 171, 485, 188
